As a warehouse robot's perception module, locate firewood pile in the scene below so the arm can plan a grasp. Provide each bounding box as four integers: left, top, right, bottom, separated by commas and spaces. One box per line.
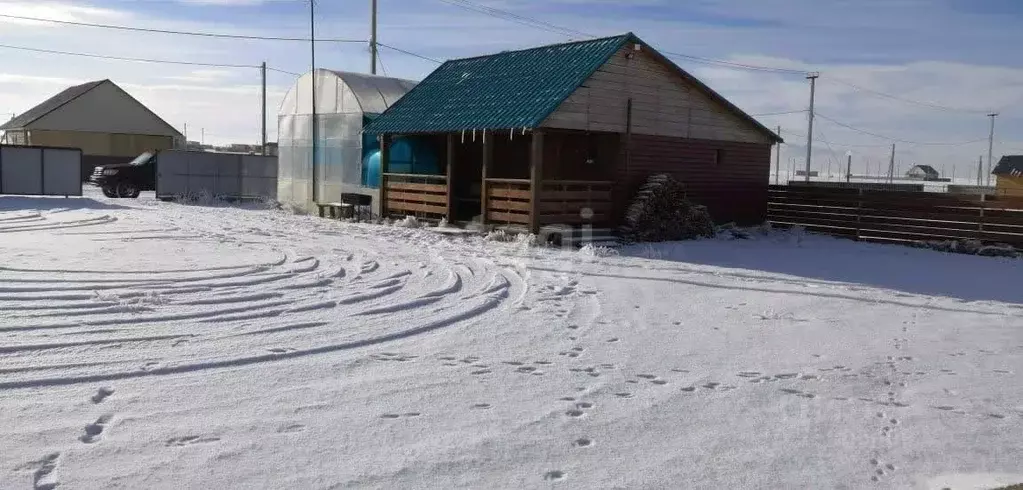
619, 174, 715, 243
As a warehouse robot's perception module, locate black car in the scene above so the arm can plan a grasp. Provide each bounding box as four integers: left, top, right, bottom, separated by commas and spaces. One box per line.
90, 151, 156, 198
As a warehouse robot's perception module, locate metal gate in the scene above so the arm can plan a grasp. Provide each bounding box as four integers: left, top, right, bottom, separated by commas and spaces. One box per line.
0, 145, 83, 196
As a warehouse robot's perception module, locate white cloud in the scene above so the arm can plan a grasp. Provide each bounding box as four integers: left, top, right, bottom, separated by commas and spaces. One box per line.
0, 1, 130, 24
0, 0, 1021, 175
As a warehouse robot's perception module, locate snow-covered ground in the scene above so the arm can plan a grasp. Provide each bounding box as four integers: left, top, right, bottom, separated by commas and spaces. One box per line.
2, 189, 1022, 490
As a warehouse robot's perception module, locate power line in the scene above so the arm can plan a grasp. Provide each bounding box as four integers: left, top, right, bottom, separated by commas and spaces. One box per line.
437, 0, 587, 39
0, 42, 272, 70
0, 13, 364, 43
377, 49, 390, 77
435, 0, 809, 75
377, 43, 443, 64
815, 112, 988, 146
827, 76, 989, 115
267, 67, 302, 76
752, 109, 807, 117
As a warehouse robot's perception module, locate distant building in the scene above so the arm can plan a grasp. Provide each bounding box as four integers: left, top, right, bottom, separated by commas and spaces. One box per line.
0, 79, 183, 180
906, 165, 940, 180
993, 155, 1023, 197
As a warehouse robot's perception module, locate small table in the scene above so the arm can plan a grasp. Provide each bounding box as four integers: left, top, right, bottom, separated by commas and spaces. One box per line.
317, 202, 353, 219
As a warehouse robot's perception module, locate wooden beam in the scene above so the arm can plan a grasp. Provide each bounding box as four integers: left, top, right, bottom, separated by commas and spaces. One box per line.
379, 134, 391, 218
529, 130, 544, 234
481, 131, 492, 226
446, 134, 454, 221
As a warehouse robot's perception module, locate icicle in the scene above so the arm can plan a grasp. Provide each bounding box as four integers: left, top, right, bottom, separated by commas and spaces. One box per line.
472, 129, 476, 142
461, 130, 465, 144
482, 129, 487, 144
509, 128, 514, 140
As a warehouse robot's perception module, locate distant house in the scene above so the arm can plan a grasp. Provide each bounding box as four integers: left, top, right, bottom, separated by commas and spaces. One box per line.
993, 155, 1023, 197
0, 79, 184, 179
364, 33, 782, 231
906, 165, 940, 180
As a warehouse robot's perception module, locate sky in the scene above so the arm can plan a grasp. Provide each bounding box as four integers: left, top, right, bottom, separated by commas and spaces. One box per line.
1, 0, 1022, 178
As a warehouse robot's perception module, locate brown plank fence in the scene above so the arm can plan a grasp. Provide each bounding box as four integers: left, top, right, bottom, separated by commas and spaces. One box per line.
767, 185, 1023, 247
382, 173, 448, 221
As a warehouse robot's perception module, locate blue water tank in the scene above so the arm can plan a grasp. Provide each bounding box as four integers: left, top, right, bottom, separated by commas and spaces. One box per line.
362, 150, 381, 188
361, 136, 439, 188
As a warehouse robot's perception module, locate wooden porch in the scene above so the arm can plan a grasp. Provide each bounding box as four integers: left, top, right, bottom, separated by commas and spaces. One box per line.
379, 130, 616, 232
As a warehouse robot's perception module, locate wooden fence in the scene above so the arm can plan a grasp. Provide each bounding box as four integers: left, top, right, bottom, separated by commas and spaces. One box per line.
767, 185, 1023, 247
484, 178, 531, 225
383, 173, 448, 221
538, 180, 613, 226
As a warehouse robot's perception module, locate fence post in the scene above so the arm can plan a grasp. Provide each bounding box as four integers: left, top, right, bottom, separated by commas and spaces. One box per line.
979, 193, 986, 235
855, 188, 863, 240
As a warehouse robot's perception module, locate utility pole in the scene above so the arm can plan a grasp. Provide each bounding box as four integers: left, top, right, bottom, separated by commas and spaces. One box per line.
310, 0, 318, 203
986, 113, 998, 187
978, 156, 983, 186
887, 143, 896, 183
184, 123, 188, 143
201, 128, 205, 146
774, 125, 781, 185
846, 152, 852, 183
261, 61, 267, 156
804, 72, 819, 183
370, 0, 378, 75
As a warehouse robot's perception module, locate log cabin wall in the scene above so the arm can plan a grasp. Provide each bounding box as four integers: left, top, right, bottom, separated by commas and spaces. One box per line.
622, 136, 772, 225
541, 42, 775, 225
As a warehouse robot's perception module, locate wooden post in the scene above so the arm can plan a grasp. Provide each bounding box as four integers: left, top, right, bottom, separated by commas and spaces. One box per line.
480, 131, 492, 226
446, 134, 455, 222
855, 187, 863, 240
529, 130, 545, 234
378, 134, 391, 219
979, 193, 986, 234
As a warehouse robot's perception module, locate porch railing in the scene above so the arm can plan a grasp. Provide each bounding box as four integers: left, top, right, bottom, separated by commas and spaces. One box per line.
383, 173, 448, 221
538, 180, 613, 226
484, 178, 531, 225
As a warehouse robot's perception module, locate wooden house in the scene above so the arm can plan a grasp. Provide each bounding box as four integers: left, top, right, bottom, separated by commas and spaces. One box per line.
363, 33, 782, 233
906, 165, 940, 181
993, 156, 1023, 197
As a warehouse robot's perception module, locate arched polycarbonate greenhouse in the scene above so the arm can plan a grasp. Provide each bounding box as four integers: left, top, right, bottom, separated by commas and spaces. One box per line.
277, 69, 418, 210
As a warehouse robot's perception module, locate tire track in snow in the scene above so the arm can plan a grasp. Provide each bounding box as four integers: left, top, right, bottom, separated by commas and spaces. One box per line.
0, 290, 510, 390
0, 212, 528, 388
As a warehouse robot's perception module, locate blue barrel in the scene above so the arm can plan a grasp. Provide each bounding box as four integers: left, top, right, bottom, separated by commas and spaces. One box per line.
361, 137, 439, 188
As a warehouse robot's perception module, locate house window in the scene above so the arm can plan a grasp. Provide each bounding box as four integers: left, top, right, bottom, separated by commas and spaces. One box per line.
714, 149, 725, 166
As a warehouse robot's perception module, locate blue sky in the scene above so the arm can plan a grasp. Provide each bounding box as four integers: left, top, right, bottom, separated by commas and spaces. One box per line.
1, 0, 1022, 177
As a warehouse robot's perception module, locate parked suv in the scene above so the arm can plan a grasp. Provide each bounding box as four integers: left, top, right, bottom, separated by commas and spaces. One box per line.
90, 151, 156, 198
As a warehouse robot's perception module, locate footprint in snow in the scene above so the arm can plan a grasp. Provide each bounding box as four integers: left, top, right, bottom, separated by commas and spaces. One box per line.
80, 415, 113, 444
543, 470, 566, 481
276, 424, 306, 434
91, 387, 115, 404
381, 413, 420, 419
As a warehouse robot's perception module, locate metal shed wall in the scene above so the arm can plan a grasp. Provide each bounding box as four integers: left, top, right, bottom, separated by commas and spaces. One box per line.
156, 150, 277, 200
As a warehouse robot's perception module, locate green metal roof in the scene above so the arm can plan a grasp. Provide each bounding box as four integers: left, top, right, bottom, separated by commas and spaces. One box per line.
364, 34, 632, 134
364, 33, 782, 143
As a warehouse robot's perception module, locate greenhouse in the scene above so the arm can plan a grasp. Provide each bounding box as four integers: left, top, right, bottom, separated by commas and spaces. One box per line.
277, 70, 431, 212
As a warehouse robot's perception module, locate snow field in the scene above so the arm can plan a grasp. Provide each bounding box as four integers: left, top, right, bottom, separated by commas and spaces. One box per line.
1, 189, 1021, 489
